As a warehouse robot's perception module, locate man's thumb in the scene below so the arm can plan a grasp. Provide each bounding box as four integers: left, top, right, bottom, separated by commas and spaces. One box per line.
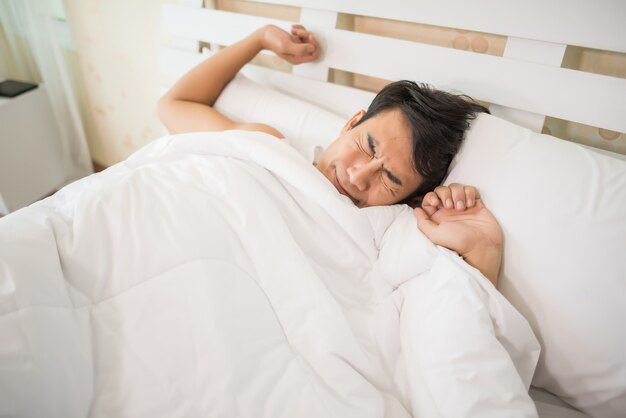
414, 207, 439, 242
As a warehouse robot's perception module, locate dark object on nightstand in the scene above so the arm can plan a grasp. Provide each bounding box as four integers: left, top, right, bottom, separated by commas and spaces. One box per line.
0, 80, 38, 98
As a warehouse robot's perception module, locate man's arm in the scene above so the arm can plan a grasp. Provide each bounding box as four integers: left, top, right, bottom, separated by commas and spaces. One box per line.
414, 184, 503, 286
158, 25, 319, 136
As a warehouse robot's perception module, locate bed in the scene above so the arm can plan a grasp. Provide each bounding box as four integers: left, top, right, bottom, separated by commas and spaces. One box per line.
1, 1, 625, 417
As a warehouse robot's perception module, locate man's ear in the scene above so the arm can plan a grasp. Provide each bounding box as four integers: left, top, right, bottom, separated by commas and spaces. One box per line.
341, 109, 366, 133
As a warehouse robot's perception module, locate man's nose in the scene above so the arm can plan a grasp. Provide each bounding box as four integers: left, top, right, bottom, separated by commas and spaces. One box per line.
347, 160, 379, 192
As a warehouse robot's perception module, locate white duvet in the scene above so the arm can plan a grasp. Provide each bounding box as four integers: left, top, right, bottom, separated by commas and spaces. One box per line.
0, 131, 540, 418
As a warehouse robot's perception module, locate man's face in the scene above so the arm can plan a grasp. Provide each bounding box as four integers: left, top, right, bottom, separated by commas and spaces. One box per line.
315, 108, 422, 207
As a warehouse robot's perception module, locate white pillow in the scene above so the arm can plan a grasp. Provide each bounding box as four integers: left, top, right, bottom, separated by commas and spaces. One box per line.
215, 73, 344, 161
445, 113, 626, 417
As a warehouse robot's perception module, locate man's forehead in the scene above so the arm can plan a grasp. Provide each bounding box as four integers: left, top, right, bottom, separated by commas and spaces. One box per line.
365, 114, 415, 163
366, 109, 412, 138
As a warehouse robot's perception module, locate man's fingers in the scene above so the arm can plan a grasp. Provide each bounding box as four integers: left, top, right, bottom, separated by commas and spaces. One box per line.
283, 51, 317, 65
285, 25, 320, 62
433, 183, 481, 210
434, 186, 453, 209
421, 192, 441, 217
414, 208, 441, 243
414, 207, 430, 224
420, 198, 439, 217
291, 25, 312, 43
281, 37, 318, 63
422, 191, 441, 209
449, 183, 467, 210
290, 24, 305, 36
284, 41, 314, 56
465, 185, 479, 207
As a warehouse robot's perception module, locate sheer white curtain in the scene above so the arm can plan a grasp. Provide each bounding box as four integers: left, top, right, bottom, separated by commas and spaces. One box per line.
0, 0, 92, 183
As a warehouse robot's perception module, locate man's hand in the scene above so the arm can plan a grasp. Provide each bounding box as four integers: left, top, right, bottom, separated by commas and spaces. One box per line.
422, 183, 479, 211
414, 184, 503, 286
260, 24, 320, 65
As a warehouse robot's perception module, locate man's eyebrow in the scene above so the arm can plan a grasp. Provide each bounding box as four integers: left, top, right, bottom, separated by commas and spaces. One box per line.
367, 133, 376, 153
385, 169, 403, 186
368, 131, 403, 187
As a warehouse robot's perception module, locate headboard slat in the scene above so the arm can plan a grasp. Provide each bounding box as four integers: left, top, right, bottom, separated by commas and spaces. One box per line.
323, 28, 624, 132
488, 38, 567, 132
163, 4, 626, 132
292, 8, 338, 81
162, 4, 292, 47
244, 0, 626, 53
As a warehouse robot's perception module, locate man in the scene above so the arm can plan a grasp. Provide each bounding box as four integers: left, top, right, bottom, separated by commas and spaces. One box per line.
158, 24, 503, 285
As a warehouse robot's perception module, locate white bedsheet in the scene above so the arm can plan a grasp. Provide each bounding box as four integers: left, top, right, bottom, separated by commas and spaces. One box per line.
0, 130, 540, 417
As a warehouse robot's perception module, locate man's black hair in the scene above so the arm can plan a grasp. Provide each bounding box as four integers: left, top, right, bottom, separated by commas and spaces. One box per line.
353, 80, 489, 207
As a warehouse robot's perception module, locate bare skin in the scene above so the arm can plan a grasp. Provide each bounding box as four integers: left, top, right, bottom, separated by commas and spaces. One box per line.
416, 184, 503, 285
157, 25, 503, 286
316, 108, 422, 207
159, 25, 319, 136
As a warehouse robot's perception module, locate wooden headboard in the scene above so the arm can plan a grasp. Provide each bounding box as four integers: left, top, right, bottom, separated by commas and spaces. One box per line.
161, 0, 626, 145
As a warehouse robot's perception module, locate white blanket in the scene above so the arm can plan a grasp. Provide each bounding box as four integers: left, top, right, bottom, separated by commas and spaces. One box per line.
0, 131, 540, 417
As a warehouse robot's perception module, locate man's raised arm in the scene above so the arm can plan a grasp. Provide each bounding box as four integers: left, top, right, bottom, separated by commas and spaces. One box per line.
158, 25, 319, 136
